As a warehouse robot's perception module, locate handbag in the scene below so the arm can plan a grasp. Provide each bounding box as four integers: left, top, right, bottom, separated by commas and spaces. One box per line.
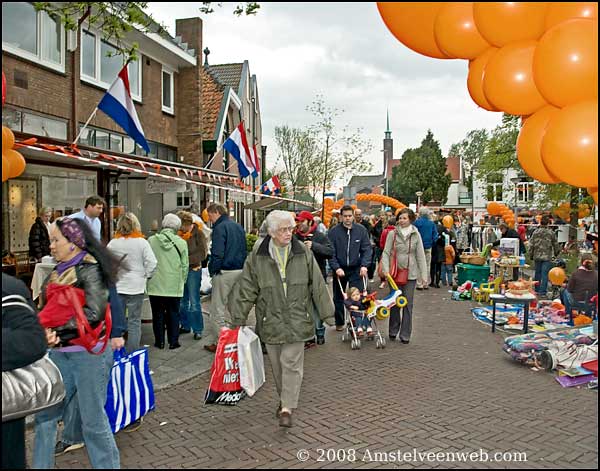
237, 326, 265, 397
105, 347, 155, 433
2, 295, 66, 422
205, 327, 246, 405
391, 233, 411, 286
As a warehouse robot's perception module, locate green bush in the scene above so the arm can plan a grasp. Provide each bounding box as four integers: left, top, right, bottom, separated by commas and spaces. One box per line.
246, 234, 258, 253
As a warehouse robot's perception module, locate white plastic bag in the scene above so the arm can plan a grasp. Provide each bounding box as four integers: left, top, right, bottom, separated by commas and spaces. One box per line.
237, 327, 265, 397
200, 267, 212, 295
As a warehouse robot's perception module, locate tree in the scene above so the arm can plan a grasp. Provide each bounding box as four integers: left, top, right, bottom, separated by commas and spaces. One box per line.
306, 95, 373, 206
273, 126, 316, 201
389, 131, 452, 205
199, 2, 260, 16
450, 128, 489, 190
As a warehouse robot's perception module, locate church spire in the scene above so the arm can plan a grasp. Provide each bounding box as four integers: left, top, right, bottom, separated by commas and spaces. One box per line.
385, 109, 391, 139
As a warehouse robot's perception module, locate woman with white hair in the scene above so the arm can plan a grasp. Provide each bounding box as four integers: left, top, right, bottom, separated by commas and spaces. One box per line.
28, 206, 53, 261
107, 213, 158, 351
229, 210, 335, 428
147, 214, 189, 350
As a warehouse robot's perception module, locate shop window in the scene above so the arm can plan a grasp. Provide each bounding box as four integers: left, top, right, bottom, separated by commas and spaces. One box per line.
123, 136, 135, 154
81, 29, 141, 101
1, 108, 22, 132
162, 68, 174, 114
177, 192, 191, 207
2, 3, 64, 72
110, 134, 123, 152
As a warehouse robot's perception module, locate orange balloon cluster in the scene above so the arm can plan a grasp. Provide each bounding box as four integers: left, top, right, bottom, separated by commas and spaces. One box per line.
486, 201, 516, 228
377, 2, 598, 191
553, 202, 592, 220
2, 126, 26, 182
356, 193, 407, 209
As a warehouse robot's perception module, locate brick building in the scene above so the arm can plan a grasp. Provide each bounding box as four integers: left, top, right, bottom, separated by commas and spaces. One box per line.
2, 3, 264, 255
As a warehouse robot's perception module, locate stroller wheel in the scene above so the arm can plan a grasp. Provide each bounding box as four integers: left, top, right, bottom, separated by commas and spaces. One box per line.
351, 339, 356, 350
376, 339, 381, 349
381, 337, 386, 348
341, 332, 347, 342
356, 339, 361, 350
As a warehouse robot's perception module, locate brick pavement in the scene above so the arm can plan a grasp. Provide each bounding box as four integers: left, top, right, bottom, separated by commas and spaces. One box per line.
36, 285, 598, 468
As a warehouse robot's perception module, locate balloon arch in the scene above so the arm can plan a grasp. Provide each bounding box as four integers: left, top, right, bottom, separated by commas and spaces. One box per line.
322, 193, 406, 226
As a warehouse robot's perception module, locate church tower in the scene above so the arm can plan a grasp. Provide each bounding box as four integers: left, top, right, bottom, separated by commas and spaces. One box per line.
383, 110, 393, 180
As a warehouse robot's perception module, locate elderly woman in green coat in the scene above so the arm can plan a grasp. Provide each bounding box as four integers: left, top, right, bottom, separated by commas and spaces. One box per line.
147, 213, 189, 350
229, 210, 335, 428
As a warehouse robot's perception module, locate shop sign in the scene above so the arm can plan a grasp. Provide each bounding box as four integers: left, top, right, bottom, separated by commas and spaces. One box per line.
145, 177, 187, 194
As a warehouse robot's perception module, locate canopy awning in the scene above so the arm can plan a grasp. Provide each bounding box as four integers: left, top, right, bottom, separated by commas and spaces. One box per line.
244, 196, 316, 212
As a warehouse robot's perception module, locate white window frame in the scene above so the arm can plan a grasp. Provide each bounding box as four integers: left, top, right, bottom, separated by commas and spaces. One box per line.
161, 67, 175, 115
516, 182, 535, 204
80, 29, 142, 102
1, 3, 65, 73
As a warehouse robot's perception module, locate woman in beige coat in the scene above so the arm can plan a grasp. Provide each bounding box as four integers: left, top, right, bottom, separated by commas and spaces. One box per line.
380, 208, 428, 344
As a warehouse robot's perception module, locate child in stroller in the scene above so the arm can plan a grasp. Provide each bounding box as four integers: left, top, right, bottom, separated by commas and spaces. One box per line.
344, 286, 373, 338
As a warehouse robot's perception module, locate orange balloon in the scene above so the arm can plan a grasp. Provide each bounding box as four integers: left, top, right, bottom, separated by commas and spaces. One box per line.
483, 40, 547, 116
473, 2, 549, 47
434, 3, 491, 60
548, 267, 567, 285
542, 100, 598, 188
487, 202, 499, 215
516, 105, 562, 184
5, 149, 26, 178
376, 2, 452, 59
533, 19, 598, 108
467, 47, 500, 111
588, 187, 598, 204
2, 126, 15, 152
2, 154, 11, 182
545, 2, 598, 30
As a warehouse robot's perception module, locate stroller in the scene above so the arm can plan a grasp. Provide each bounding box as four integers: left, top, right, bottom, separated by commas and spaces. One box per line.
338, 277, 388, 350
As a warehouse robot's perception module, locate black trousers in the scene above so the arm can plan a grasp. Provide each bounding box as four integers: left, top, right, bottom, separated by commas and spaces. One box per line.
149, 295, 181, 346
431, 262, 442, 286
332, 266, 363, 326
2, 418, 25, 469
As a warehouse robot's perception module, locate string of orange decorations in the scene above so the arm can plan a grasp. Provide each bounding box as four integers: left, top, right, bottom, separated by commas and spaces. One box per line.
321, 194, 407, 226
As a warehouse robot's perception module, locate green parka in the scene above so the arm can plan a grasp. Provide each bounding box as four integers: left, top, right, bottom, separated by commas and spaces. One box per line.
229, 236, 335, 344
147, 228, 189, 297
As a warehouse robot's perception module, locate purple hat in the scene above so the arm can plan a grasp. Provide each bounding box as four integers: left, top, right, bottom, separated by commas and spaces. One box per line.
59, 219, 87, 249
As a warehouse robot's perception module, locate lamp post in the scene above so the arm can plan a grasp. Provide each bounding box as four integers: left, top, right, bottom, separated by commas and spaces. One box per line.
510, 176, 520, 223
416, 191, 423, 212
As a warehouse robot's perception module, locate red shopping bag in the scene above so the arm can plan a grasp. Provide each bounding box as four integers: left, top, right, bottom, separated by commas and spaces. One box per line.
204, 327, 246, 405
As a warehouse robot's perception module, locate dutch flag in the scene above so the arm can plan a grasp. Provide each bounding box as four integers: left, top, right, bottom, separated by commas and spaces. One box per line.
223, 122, 257, 178
98, 65, 150, 153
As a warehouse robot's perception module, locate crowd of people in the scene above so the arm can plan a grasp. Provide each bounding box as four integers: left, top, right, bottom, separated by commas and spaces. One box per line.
3, 196, 598, 468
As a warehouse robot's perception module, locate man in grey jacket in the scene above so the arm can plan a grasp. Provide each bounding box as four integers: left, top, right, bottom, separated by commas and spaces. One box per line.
529, 215, 560, 296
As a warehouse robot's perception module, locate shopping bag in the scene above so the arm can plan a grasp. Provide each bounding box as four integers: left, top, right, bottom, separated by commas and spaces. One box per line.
105, 348, 155, 433
204, 327, 246, 405
237, 327, 265, 397
200, 267, 212, 295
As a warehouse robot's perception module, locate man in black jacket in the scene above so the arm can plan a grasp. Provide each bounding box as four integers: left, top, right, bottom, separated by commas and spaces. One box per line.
328, 205, 372, 329
294, 211, 333, 345
28, 207, 52, 261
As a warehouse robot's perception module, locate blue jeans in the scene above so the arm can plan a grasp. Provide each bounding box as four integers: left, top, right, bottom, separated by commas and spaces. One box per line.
534, 260, 553, 294
119, 293, 145, 351
33, 348, 119, 469
180, 269, 203, 334
441, 264, 454, 286
351, 312, 370, 330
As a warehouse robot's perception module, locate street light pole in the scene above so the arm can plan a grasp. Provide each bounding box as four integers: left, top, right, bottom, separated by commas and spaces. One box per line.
416, 191, 423, 212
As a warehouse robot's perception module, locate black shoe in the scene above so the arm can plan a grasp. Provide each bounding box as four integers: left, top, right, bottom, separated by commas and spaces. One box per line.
304, 339, 316, 350
193, 333, 202, 340
154, 342, 165, 349
416, 286, 424, 291
389, 334, 398, 340
434, 283, 441, 288
316, 336, 325, 345
169, 343, 181, 350
400, 339, 410, 344
279, 411, 292, 428
179, 327, 191, 334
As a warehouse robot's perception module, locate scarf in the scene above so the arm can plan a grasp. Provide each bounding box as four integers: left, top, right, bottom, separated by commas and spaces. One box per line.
114, 231, 145, 239
56, 251, 88, 276
178, 222, 202, 240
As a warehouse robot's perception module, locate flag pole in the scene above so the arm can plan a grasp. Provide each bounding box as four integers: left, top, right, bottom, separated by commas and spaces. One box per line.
72, 107, 98, 146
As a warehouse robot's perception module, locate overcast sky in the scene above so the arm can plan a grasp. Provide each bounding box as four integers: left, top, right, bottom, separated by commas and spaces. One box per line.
146, 2, 503, 178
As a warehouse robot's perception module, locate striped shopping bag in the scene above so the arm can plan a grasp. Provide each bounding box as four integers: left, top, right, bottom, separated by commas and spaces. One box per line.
105, 348, 155, 433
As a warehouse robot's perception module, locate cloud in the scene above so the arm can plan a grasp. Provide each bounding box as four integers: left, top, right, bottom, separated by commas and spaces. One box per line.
146, 2, 503, 175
